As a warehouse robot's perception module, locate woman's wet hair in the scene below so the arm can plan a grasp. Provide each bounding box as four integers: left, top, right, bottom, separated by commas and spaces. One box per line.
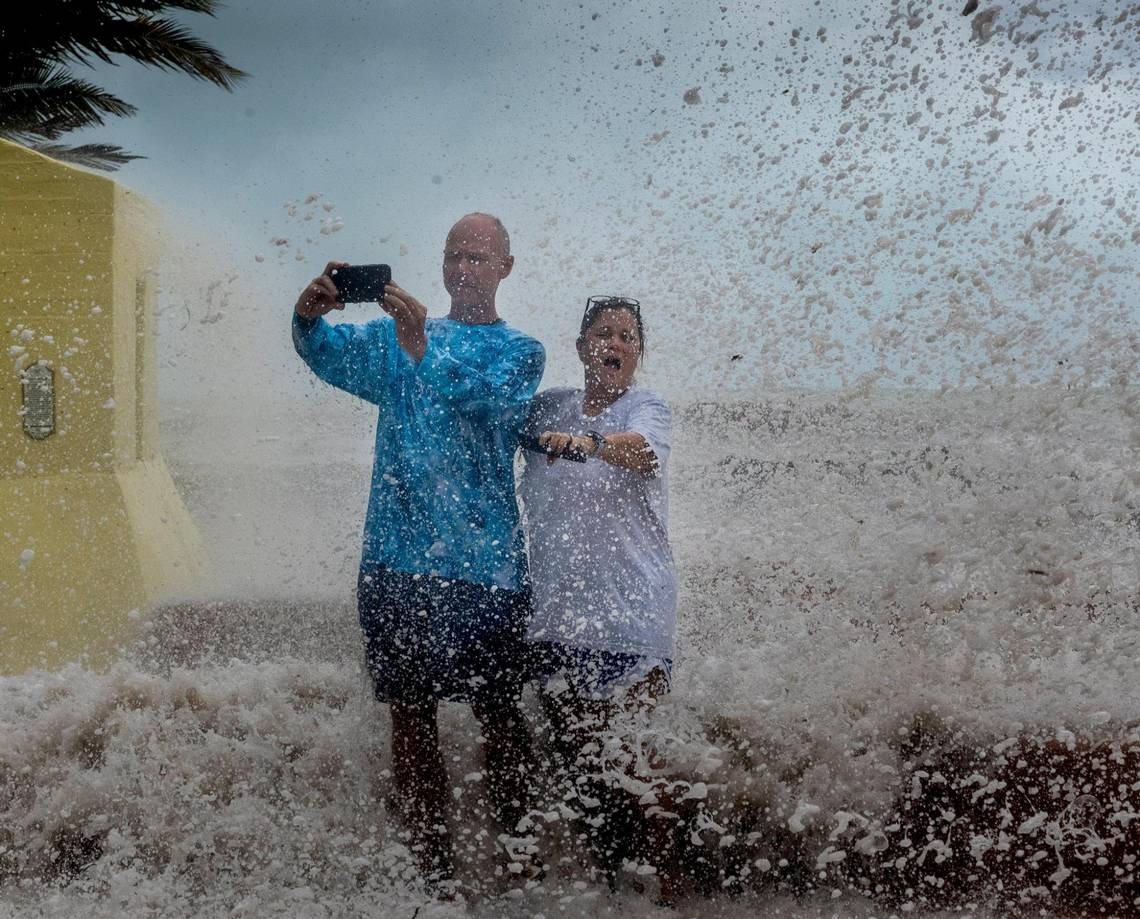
578, 296, 645, 356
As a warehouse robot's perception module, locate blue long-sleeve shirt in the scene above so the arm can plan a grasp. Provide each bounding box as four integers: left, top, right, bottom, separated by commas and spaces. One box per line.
293, 312, 545, 589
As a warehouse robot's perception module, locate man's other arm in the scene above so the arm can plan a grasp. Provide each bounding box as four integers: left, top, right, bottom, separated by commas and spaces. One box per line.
418, 336, 545, 421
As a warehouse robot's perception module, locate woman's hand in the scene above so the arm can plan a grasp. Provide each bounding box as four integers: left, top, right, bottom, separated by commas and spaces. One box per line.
537, 430, 658, 473
538, 431, 594, 464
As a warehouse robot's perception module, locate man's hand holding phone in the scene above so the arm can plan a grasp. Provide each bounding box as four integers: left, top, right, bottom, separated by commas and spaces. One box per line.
295, 260, 349, 320
294, 262, 425, 362
295, 262, 395, 317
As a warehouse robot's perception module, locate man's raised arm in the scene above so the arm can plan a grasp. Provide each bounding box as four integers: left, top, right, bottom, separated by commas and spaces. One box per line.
292, 260, 390, 404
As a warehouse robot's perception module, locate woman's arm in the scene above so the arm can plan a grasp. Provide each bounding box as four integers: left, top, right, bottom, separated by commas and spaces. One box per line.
537, 430, 659, 475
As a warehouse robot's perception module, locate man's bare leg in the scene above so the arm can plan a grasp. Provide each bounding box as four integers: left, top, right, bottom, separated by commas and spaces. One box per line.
390, 700, 455, 882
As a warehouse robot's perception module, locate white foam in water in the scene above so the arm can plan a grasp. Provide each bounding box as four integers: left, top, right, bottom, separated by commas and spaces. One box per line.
3, 389, 1136, 917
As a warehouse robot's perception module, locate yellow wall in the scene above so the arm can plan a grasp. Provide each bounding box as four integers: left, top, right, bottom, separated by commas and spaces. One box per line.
0, 140, 206, 672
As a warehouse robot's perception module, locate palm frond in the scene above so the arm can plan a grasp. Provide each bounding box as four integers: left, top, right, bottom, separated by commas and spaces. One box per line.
117, 1, 223, 13
1, 1, 228, 58
142, 1, 225, 14
91, 16, 247, 88
0, 63, 135, 139
0, 1, 245, 169
2, 5, 246, 89
21, 140, 143, 171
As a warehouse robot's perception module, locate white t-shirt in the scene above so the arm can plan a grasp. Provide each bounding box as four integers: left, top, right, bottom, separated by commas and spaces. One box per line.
518, 387, 677, 657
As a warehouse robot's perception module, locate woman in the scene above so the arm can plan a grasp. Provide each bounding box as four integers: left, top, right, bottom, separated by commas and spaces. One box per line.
518, 295, 679, 900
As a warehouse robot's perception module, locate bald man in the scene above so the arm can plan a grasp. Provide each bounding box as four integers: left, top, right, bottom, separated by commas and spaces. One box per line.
292, 213, 544, 890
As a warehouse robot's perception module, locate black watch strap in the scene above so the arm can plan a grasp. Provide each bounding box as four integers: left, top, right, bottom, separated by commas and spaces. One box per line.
585, 430, 607, 457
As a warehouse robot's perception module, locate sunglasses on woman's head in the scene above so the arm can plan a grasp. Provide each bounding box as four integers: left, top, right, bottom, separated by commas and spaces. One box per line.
583, 295, 640, 319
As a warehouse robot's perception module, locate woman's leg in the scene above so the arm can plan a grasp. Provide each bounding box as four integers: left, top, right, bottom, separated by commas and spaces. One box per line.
540, 689, 635, 881
538, 687, 611, 769
622, 667, 684, 905
536, 660, 680, 900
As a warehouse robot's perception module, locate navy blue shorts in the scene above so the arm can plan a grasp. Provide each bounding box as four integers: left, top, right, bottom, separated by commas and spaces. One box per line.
529, 641, 673, 701
357, 566, 531, 706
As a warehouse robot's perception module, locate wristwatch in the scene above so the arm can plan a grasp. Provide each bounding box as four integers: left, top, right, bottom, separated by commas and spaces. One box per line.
584, 430, 608, 457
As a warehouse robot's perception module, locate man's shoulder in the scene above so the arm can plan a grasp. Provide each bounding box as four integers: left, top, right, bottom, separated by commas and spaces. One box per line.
497, 322, 545, 356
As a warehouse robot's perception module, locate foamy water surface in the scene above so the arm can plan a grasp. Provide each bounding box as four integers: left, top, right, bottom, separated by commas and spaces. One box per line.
2, 389, 1137, 917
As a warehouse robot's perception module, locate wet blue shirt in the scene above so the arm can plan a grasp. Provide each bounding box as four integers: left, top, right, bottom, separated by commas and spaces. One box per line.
293, 313, 544, 589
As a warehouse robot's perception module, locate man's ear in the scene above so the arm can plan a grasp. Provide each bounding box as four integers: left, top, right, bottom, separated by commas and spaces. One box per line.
498, 254, 515, 280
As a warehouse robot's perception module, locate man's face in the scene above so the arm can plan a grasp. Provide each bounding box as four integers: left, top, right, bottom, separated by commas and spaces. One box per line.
442, 217, 513, 306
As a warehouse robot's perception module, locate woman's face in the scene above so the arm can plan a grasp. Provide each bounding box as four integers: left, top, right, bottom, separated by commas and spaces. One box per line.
577, 307, 641, 392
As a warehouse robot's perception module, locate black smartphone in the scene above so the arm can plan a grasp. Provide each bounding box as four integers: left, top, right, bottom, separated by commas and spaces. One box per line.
518, 433, 588, 463
329, 264, 392, 303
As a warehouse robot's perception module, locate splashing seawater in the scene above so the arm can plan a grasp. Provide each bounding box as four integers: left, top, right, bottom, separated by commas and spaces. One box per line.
2, 387, 1136, 916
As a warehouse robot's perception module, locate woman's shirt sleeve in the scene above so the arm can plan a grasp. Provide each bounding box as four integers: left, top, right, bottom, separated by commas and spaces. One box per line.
627, 391, 672, 475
